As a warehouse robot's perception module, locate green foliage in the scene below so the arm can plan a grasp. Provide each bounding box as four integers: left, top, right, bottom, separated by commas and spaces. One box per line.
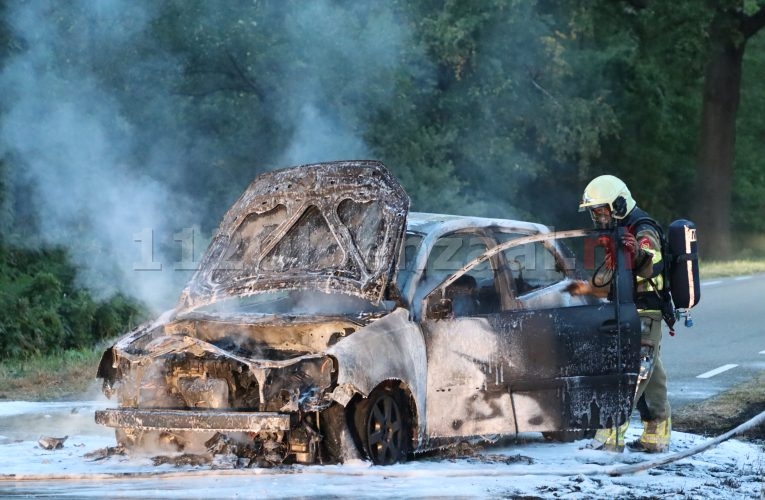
0, 346, 105, 400
548, 1, 711, 225
0, 245, 147, 359
5, 0, 749, 230
1, 0, 765, 361
365, 0, 626, 223
733, 31, 765, 232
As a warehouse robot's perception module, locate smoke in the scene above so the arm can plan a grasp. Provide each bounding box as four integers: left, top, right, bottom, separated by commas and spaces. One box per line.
0, 1, 415, 313
275, 0, 410, 167
281, 104, 369, 167
0, 1, 196, 312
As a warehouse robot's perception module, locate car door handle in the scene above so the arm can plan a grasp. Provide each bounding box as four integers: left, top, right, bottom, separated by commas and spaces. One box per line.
598, 321, 632, 334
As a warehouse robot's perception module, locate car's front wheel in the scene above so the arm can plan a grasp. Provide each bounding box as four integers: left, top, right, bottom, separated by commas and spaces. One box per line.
353, 385, 410, 465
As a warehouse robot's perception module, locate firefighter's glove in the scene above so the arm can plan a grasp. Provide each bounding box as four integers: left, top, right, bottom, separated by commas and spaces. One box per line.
603, 253, 613, 270
565, 280, 592, 296
620, 232, 637, 255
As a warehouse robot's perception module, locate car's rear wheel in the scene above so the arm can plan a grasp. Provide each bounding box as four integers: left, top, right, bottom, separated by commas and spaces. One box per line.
353, 385, 410, 465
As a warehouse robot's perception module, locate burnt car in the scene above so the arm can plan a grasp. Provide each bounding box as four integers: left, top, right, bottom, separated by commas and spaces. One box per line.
96, 160, 641, 466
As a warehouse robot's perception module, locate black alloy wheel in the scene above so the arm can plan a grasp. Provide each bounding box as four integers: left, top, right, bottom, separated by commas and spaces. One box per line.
355, 386, 409, 465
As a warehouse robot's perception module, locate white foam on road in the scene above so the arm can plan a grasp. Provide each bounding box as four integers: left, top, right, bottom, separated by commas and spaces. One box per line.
1, 401, 762, 499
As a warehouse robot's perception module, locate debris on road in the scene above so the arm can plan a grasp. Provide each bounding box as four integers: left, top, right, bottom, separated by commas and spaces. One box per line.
37, 436, 67, 450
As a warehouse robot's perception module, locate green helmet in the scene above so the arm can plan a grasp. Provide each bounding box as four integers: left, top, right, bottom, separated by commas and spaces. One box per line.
578, 175, 635, 219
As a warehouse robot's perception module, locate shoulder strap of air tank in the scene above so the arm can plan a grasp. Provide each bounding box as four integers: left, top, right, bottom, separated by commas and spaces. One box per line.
623, 209, 663, 240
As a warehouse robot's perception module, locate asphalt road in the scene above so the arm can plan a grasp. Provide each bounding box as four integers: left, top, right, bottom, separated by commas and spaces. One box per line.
662, 273, 765, 409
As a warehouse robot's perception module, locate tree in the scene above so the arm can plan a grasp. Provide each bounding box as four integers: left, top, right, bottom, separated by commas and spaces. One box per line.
378, 0, 624, 224
559, 0, 765, 258
533, 1, 707, 226
732, 30, 765, 240
695, 1, 765, 260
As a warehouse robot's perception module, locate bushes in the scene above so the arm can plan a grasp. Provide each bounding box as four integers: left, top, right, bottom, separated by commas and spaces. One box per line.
0, 245, 146, 359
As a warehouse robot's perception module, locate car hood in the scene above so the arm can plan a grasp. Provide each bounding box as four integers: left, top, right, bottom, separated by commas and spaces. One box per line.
179, 160, 410, 310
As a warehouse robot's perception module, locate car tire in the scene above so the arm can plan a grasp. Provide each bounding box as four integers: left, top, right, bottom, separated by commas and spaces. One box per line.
319, 403, 347, 464
352, 385, 410, 465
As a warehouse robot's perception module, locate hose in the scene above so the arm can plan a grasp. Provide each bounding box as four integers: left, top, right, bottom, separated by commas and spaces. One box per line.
605, 407, 765, 476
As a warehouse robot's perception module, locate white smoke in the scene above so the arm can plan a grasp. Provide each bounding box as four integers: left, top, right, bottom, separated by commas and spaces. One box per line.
0, 1, 414, 313
275, 0, 410, 167
281, 104, 369, 166
0, 1, 189, 311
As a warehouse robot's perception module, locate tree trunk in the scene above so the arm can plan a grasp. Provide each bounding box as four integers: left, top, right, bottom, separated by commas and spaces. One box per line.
694, 5, 765, 261
694, 37, 743, 261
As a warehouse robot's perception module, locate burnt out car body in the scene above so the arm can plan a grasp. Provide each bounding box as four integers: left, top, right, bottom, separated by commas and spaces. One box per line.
96, 160, 641, 465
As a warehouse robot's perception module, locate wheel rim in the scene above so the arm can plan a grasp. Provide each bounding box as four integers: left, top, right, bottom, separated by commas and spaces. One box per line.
366, 393, 403, 465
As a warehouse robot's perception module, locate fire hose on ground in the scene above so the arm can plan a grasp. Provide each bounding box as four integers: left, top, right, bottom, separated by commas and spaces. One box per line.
0, 409, 763, 482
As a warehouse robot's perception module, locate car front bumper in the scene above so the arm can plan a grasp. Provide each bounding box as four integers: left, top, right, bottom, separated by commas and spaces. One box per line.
95, 408, 291, 433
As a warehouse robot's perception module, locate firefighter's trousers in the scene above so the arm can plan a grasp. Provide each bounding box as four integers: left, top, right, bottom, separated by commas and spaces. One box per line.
636, 311, 670, 422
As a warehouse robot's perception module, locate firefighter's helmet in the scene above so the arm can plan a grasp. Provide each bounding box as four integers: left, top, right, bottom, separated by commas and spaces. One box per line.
578, 175, 636, 219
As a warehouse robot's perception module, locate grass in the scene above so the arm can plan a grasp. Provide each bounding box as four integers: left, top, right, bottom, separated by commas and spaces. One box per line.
0, 347, 105, 401
673, 372, 765, 440
700, 259, 765, 279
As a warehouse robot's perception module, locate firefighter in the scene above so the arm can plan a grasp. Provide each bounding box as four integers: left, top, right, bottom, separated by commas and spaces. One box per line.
567, 174, 671, 453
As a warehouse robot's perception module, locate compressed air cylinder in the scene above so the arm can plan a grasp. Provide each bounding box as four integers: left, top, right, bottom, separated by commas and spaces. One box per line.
668, 219, 700, 309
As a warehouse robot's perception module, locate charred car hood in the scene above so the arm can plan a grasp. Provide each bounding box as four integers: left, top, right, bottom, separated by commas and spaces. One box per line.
180, 161, 409, 309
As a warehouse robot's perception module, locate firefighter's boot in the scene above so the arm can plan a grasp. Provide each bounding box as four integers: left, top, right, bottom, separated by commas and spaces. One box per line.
582, 422, 628, 452
627, 418, 670, 453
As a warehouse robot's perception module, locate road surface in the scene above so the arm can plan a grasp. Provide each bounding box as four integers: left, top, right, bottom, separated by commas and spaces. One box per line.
664, 273, 765, 408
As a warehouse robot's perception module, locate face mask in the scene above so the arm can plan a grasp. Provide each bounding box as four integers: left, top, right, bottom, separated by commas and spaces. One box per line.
590, 205, 615, 229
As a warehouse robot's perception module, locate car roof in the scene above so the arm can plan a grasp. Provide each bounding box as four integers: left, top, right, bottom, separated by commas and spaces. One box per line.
399, 213, 555, 316
406, 212, 551, 237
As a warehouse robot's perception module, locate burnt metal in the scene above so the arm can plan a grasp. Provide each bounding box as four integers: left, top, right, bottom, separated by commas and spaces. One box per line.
95, 408, 290, 432
180, 160, 410, 310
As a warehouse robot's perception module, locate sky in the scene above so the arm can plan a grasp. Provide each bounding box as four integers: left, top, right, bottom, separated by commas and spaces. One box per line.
0, 399, 762, 499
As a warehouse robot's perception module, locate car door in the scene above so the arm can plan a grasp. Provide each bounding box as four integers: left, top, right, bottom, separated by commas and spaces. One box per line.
420, 229, 641, 441
417, 229, 513, 440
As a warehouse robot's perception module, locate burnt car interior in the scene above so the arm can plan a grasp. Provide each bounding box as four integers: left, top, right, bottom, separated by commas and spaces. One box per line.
417, 227, 578, 320
445, 274, 480, 317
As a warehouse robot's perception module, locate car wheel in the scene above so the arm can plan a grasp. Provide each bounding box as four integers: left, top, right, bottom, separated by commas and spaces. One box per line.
353, 385, 410, 465
319, 403, 347, 464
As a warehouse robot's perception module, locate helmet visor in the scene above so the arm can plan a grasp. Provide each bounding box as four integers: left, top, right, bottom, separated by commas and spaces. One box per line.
589, 204, 614, 229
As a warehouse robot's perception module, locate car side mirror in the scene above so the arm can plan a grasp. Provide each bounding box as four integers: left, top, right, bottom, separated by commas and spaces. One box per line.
428, 297, 453, 320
